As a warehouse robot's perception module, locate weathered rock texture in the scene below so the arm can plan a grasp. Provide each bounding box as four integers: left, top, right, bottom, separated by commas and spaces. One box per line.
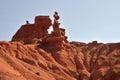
12, 16, 52, 44
0, 12, 120, 80
0, 41, 120, 80
44, 12, 68, 52
12, 12, 68, 53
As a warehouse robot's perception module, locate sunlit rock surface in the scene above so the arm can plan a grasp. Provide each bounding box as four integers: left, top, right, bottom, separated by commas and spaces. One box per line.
1, 12, 120, 80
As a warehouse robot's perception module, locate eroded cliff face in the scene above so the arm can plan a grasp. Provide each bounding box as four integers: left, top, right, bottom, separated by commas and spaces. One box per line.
0, 41, 120, 80
0, 12, 120, 80
12, 16, 52, 44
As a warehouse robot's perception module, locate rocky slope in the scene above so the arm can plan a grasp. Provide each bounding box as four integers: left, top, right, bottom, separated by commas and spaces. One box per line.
0, 41, 120, 80
0, 12, 120, 80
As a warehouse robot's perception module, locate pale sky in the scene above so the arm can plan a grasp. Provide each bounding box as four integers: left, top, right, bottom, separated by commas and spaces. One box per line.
0, 0, 120, 43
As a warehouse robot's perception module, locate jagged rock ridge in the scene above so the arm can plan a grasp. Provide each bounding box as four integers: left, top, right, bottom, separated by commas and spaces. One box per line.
0, 12, 120, 80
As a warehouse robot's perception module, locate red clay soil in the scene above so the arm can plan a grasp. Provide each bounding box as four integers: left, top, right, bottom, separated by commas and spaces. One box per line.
0, 41, 120, 80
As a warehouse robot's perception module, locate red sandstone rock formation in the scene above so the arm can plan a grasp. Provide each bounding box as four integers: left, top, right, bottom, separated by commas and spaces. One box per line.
12, 12, 68, 52
44, 12, 68, 52
12, 16, 52, 44
0, 12, 120, 80
0, 41, 120, 80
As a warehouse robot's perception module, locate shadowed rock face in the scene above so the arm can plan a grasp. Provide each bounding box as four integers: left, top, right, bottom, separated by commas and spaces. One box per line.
1, 13, 120, 80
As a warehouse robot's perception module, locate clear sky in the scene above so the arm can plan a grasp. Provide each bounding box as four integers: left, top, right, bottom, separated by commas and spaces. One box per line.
0, 0, 120, 43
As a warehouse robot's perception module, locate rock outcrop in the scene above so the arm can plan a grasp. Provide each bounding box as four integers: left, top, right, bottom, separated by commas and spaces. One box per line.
12, 12, 68, 53
44, 12, 68, 52
0, 12, 120, 80
12, 16, 52, 44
